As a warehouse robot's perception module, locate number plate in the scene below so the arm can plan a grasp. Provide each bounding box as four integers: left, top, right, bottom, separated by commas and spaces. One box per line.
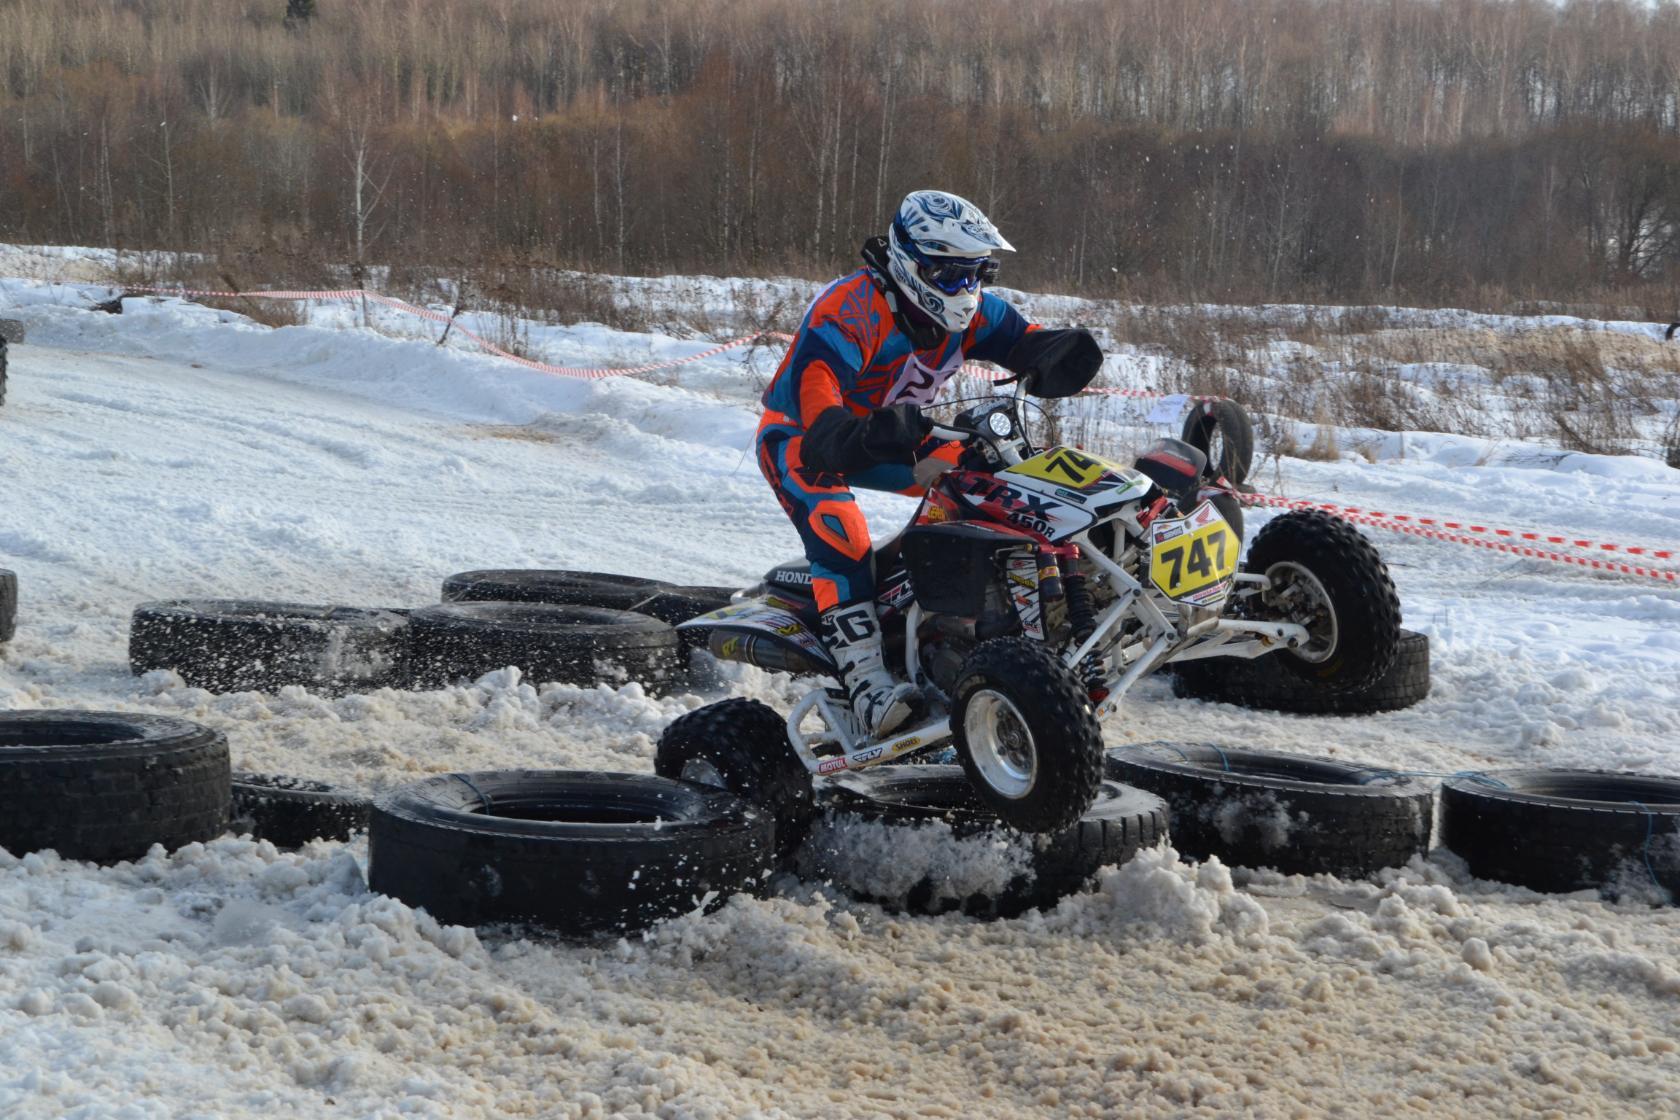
1006, 447, 1130, 490
1148, 501, 1238, 606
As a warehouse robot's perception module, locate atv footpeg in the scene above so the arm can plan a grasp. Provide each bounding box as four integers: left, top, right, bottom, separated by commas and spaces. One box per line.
786, 688, 950, 777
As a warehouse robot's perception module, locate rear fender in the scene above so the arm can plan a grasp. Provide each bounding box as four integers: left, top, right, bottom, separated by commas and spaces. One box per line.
678, 601, 837, 676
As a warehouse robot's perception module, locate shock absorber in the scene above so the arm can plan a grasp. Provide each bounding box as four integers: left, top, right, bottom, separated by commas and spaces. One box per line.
1062, 551, 1108, 699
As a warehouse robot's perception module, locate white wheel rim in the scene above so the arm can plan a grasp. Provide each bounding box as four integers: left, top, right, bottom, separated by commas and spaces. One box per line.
1264, 561, 1338, 662
963, 689, 1037, 800
681, 758, 727, 789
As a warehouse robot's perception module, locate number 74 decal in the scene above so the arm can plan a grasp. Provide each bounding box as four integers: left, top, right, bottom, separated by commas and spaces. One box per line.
1148, 501, 1239, 605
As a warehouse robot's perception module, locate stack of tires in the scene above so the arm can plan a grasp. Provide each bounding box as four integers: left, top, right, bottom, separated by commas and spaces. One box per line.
126, 569, 739, 696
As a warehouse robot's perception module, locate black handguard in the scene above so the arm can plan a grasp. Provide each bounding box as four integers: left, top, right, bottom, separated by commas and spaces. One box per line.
803, 404, 932, 475
1003, 327, 1104, 398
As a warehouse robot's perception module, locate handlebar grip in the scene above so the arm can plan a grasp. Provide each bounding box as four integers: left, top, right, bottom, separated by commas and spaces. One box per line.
928, 424, 969, 441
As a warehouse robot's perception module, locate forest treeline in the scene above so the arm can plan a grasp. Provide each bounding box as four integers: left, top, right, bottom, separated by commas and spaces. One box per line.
3, 0, 1680, 308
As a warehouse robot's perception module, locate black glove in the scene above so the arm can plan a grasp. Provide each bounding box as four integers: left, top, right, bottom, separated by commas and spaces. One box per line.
803, 404, 932, 475
1002, 328, 1103, 398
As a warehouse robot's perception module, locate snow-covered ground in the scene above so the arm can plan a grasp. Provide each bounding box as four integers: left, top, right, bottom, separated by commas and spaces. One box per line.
2, 261, 1679, 1117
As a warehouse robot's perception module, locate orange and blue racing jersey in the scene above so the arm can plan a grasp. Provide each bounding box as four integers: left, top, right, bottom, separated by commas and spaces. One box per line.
760, 270, 1035, 432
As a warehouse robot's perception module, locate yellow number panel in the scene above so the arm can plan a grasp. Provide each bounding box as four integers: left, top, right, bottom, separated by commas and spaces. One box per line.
1005, 447, 1131, 490
1148, 501, 1238, 605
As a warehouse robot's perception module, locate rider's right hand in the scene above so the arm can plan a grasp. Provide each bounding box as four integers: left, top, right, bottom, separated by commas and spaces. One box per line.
866, 404, 933, 457
803, 403, 933, 474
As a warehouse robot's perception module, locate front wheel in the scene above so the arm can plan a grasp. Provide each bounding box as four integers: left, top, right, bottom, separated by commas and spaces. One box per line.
654, 698, 814, 866
950, 638, 1104, 833
1246, 509, 1401, 693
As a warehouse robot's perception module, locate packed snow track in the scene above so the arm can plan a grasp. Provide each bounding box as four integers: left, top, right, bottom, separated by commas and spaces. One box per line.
0, 275, 1678, 1118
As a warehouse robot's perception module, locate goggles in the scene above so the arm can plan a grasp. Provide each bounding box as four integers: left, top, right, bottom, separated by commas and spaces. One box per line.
919, 255, 1000, 295
893, 217, 1001, 294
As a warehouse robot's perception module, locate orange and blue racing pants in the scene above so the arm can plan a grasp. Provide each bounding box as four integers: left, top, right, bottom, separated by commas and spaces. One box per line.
756, 411, 960, 613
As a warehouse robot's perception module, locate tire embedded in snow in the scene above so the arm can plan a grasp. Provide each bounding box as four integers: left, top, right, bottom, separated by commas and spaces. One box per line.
630, 586, 740, 655
800, 765, 1168, 918
624, 586, 737, 625
231, 772, 371, 848
1180, 398, 1255, 485
129, 601, 410, 694
1171, 629, 1431, 715
368, 770, 775, 936
404, 602, 681, 691
1105, 743, 1435, 878
0, 711, 230, 863
442, 569, 672, 610
0, 568, 15, 644
0, 336, 8, 409
1440, 769, 1680, 898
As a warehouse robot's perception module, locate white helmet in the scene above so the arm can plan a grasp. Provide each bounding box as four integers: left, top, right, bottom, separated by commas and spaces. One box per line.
886, 190, 1014, 334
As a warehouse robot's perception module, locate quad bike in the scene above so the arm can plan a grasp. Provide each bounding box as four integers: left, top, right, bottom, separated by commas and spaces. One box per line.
657, 366, 1401, 852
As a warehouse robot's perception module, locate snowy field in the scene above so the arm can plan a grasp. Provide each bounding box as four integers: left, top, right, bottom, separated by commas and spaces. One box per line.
2, 253, 1679, 1117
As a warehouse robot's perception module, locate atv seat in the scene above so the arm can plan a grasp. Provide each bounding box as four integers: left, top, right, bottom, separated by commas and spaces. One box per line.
1133, 438, 1207, 509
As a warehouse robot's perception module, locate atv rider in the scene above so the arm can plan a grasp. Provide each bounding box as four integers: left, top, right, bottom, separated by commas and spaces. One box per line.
757, 189, 1101, 739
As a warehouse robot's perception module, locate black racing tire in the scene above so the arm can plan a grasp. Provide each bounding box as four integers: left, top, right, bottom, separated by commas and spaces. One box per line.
129, 601, 411, 694
1172, 629, 1430, 715
623, 586, 738, 626
654, 698, 813, 866
805, 766, 1168, 918
1245, 509, 1402, 693
368, 770, 775, 936
630, 586, 740, 655
403, 602, 681, 692
442, 569, 673, 611
230, 772, 371, 848
951, 638, 1105, 834
1180, 398, 1254, 485
1440, 769, 1680, 898
0, 336, 8, 408
1105, 742, 1435, 877
0, 568, 15, 644
0, 711, 230, 863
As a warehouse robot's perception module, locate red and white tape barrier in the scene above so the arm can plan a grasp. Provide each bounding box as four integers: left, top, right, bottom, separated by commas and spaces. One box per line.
1242, 493, 1678, 584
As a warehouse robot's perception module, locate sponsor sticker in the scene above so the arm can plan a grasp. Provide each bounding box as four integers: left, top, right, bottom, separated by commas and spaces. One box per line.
817, 757, 849, 775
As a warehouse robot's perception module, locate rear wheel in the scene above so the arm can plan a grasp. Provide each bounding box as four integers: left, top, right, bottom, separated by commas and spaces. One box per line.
655, 698, 814, 866
951, 638, 1104, 833
1245, 510, 1401, 693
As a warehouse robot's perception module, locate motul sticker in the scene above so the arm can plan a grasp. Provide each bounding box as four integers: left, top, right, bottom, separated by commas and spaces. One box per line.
817, 757, 849, 774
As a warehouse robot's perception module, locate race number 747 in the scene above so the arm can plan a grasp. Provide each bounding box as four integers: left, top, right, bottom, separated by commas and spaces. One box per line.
1148, 505, 1239, 601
